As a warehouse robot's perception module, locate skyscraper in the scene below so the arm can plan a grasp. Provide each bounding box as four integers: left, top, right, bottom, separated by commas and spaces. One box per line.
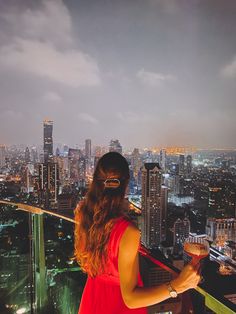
131, 148, 142, 185
186, 155, 192, 175
179, 154, 185, 175
43, 119, 53, 163
161, 185, 168, 242
208, 187, 223, 217
0, 145, 6, 168
31, 147, 38, 164
160, 149, 166, 172
173, 217, 190, 250
109, 139, 122, 154
68, 148, 81, 183
85, 139, 92, 159
25, 146, 31, 163
55, 147, 60, 157
141, 163, 162, 248
38, 162, 59, 208
78, 156, 86, 187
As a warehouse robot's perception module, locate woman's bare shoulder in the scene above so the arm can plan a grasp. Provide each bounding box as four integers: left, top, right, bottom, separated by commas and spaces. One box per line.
120, 223, 141, 249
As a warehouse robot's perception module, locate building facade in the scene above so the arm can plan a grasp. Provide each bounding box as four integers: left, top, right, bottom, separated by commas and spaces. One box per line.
141, 163, 162, 248
43, 119, 53, 163
38, 162, 59, 208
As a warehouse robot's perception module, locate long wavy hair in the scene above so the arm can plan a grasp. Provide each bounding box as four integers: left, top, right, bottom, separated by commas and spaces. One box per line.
74, 152, 131, 277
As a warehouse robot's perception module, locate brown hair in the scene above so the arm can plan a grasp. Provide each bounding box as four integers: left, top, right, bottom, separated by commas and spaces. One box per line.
74, 152, 130, 277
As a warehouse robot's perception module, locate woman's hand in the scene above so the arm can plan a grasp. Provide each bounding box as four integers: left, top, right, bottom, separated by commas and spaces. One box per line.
171, 262, 201, 294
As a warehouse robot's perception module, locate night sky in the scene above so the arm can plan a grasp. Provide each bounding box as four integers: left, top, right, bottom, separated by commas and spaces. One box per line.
0, 0, 236, 149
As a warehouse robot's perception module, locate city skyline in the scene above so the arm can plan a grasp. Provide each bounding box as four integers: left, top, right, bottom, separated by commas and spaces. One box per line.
0, 0, 236, 148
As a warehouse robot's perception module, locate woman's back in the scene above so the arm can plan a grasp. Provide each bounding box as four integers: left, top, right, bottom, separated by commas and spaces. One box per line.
78, 216, 147, 314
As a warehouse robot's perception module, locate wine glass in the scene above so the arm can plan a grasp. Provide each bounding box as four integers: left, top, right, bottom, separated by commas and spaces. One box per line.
184, 237, 210, 266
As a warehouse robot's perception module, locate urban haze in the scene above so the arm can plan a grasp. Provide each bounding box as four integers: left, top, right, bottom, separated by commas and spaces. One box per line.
0, 0, 236, 149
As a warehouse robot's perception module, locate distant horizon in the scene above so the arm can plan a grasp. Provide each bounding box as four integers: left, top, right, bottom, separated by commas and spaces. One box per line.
2, 142, 236, 153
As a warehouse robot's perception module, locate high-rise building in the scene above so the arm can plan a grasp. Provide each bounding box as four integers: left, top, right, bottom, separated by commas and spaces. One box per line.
68, 148, 81, 183
0, 145, 6, 168
53, 156, 67, 186
85, 139, 92, 159
161, 185, 168, 242
31, 147, 38, 164
43, 119, 53, 163
38, 162, 59, 208
55, 147, 60, 157
131, 148, 142, 185
25, 147, 31, 163
173, 217, 190, 250
186, 155, 192, 175
78, 156, 86, 187
160, 149, 166, 172
206, 218, 236, 247
22, 163, 35, 193
179, 154, 185, 175
170, 163, 179, 176
208, 187, 223, 217
141, 163, 162, 248
109, 139, 122, 154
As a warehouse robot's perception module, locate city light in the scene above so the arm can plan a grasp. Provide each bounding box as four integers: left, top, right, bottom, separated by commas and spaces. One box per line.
16, 308, 27, 314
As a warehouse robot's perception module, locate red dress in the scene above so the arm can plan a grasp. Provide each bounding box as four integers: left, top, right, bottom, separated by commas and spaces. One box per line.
78, 216, 148, 314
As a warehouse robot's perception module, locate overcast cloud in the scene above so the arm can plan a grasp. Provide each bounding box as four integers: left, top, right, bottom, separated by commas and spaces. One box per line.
0, 0, 236, 149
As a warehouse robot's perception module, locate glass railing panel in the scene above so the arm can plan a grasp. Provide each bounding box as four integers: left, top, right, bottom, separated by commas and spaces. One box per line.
0, 203, 32, 314
42, 213, 87, 314
1, 200, 236, 314
139, 245, 236, 314
0, 201, 87, 314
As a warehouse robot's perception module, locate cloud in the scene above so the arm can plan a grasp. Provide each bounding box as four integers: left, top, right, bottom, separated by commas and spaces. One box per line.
0, 0, 101, 87
117, 111, 140, 123
137, 69, 176, 87
221, 56, 236, 78
78, 113, 99, 124
0, 38, 101, 87
148, 0, 180, 14
0, 0, 73, 46
43, 91, 62, 103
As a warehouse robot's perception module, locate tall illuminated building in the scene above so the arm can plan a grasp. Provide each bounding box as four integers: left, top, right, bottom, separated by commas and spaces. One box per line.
31, 147, 38, 164
179, 154, 185, 175
141, 163, 162, 248
85, 139, 92, 159
173, 217, 190, 250
208, 187, 223, 217
43, 119, 53, 163
55, 147, 60, 157
131, 148, 142, 185
25, 146, 31, 163
0, 145, 6, 168
186, 155, 192, 175
109, 139, 122, 154
206, 218, 236, 247
160, 149, 166, 172
78, 156, 86, 187
38, 162, 59, 208
161, 185, 168, 242
68, 148, 81, 183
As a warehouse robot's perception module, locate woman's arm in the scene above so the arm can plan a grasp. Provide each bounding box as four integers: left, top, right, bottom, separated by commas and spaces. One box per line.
118, 225, 200, 309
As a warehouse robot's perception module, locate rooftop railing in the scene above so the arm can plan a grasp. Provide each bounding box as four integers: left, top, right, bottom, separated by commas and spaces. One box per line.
0, 200, 236, 314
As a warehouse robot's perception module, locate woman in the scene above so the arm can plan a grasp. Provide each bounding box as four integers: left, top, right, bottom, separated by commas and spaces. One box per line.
74, 152, 200, 313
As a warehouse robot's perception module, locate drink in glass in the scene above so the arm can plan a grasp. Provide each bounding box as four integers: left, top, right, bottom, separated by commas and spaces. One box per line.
184, 237, 210, 265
